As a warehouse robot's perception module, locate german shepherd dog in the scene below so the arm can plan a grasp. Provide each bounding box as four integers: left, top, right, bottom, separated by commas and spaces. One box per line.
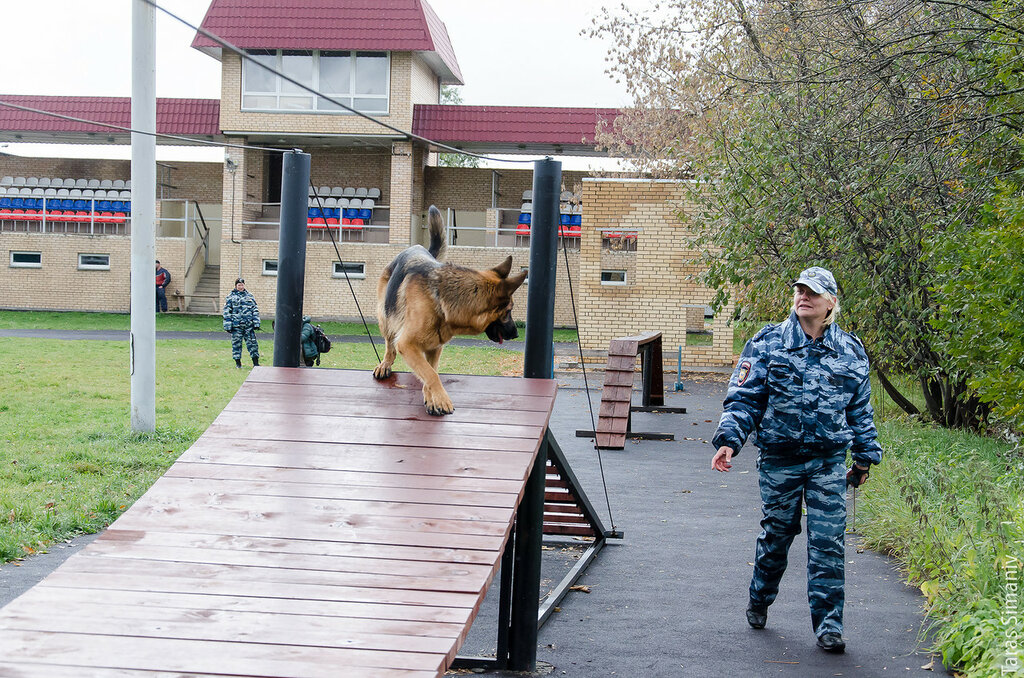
373, 206, 527, 415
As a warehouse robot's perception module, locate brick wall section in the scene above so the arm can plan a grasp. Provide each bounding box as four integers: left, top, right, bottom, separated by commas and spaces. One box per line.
0, 157, 221, 204
0, 234, 185, 312
389, 141, 413, 244
310, 149, 391, 205
219, 52, 416, 135
580, 179, 734, 368
425, 167, 592, 212
410, 55, 440, 105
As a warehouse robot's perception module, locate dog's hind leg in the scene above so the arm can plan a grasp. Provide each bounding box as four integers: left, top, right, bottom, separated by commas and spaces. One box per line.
398, 340, 454, 415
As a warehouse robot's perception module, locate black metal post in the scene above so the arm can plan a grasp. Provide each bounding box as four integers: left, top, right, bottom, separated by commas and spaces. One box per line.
273, 150, 310, 367
523, 158, 561, 379
507, 158, 561, 672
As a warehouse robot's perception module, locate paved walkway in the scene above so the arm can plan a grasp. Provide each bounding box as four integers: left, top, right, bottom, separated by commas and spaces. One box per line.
0, 353, 942, 676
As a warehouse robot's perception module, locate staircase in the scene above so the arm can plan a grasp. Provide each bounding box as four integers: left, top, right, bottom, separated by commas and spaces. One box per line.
187, 265, 221, 314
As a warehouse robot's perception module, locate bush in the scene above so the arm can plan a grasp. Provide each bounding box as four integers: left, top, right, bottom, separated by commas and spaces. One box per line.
859, 420, 1024, 676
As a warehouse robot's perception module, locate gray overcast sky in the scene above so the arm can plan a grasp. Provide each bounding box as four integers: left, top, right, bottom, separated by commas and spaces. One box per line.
0, 0, 637, 166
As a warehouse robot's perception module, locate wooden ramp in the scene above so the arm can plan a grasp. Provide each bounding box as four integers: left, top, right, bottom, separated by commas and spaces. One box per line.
0, 367, 558, 678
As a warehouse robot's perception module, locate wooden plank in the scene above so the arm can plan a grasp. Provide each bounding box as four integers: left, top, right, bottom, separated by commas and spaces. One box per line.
164, 461, 526, 495
14, 585, 474, 625
245, 367, 557, 398
130, 488, 515, 524
204, 411, 538, 453
97, 528, 500, 567
40, 569, 483, 610
0, 631, 444, 677
178, 441, 535, 481
76, 542, 495, 583
143, 475, 521, 510
226, 389, 551, 427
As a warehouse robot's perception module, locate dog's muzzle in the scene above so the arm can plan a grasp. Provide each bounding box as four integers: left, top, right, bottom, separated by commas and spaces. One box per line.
485, 317, 518, 344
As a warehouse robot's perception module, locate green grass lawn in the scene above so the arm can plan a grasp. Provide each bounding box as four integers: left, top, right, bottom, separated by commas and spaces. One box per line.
0, 335, 524, 562
0, 310, 579, 343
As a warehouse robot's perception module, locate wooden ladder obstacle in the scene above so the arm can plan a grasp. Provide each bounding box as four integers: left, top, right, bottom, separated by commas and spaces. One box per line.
577, 331, 687, 449
0, 367, 560, 678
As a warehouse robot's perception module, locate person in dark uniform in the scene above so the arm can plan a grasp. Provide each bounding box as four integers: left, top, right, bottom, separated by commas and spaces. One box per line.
155, 260, 171, 313
711, 266, 882, 653
222, 278, 260, 368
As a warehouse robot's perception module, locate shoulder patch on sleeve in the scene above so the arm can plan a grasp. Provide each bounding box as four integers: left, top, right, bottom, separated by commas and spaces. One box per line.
737, 360, 752, 385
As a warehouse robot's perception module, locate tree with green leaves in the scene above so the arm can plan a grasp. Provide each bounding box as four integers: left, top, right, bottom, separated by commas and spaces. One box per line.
591, 0, 1024, 430
438, 85, 480, 168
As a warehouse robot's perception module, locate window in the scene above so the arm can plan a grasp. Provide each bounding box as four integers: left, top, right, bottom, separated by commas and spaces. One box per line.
262, 259, 278, 276
601, 270, 627, 286
333, 261, 365, 279
10, 251, 41, 268
242, 50, 389, 114
78, 253, 110, 270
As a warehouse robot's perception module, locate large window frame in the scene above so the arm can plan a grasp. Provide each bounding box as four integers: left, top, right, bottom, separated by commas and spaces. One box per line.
242, 50, 390, 115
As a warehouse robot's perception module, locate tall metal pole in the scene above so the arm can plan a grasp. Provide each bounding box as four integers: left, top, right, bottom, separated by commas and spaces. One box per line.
273, 150, 310, 367
129, 0, 156, 432
508, 157, 562, 671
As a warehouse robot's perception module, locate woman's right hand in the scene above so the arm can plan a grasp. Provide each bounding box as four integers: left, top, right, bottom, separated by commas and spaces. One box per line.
712, 446, 735, 472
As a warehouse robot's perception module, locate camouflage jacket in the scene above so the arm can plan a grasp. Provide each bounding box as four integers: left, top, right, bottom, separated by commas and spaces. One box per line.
222, 290, 260, 331
712, 312, 883, 466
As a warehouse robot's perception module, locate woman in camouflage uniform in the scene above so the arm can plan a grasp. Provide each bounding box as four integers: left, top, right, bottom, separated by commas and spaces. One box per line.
711, 266, 882, 654
222, 278, 260, 368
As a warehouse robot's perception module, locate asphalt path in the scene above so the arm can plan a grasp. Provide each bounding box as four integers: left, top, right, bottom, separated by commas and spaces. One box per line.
0, 353, 944, 676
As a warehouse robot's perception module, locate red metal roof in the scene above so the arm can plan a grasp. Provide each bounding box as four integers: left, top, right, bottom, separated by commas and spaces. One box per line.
192, 0, 463, 84
0, 96, 220, 139
413, 104, 621, 149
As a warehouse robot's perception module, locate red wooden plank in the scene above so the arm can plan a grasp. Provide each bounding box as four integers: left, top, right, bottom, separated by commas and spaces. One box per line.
0, 631, 444, 677
246, 367, 557, 398
165, 461, 526, 495
237, 379, 556, 413
205, 410, 538, 452
179, 440, 535, 481
16, 585, 474, 625
130, 487, 514, 524
227, 389, 551, 427
77, 542, 495, 583
147, 475, 521, 509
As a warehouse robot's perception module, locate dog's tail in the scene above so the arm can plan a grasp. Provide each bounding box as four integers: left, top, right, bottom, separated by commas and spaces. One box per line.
427, 205, 446, 260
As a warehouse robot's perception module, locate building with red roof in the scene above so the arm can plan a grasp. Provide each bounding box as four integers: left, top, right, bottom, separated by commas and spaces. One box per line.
0, 1, 728, 368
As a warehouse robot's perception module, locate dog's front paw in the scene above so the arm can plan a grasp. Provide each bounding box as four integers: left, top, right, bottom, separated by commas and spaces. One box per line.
373, 363, 392, 380
423, 388, 454, 416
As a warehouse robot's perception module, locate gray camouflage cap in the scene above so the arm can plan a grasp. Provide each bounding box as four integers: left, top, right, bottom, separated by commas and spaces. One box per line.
791, 266, 838, 296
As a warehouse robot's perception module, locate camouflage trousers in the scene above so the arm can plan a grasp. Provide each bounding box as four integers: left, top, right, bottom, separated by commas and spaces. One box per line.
750, 452, 847, 637
230, 327, 259, 361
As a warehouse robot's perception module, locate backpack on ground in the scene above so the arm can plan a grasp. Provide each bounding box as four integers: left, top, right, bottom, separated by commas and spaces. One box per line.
312, 324, 332, 356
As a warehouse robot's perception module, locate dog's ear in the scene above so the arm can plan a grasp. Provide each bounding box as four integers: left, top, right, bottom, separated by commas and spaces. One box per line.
505, 269, 528, 293
491, 256, 513, 278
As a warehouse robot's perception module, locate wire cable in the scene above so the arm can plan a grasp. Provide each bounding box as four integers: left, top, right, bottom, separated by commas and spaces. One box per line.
144, 0, 535, 165
307, 185, 381, 363
560, 231, 617, 532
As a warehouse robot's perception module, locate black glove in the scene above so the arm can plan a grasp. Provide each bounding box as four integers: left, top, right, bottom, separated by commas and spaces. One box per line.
846, 463, 870, 488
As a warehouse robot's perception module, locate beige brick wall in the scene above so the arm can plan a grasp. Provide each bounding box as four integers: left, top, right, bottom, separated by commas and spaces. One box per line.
0, 157, 221, 204
410, 55, 440, 105
580, 179, 734, 368
219, 52, 415, 136
0, 234, 186, 312
425, 167, 593, 212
